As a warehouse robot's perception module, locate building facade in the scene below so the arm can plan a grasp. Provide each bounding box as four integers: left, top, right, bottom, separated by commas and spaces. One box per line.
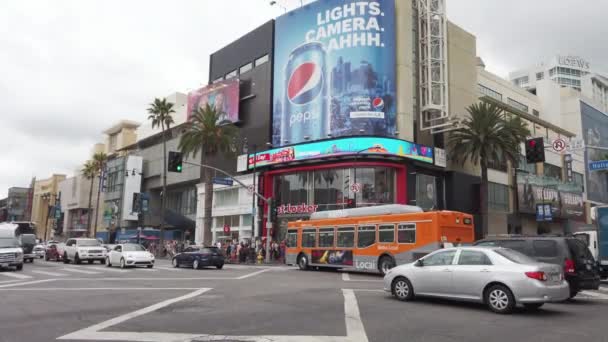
31, 174, 66, 240
5, 187, 31, 222
509, 55, 593, 92
58, 173, 94, 238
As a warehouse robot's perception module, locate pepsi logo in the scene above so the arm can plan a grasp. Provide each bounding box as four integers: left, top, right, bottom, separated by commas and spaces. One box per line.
372, 97, 384, 110
287, 62, 323, 105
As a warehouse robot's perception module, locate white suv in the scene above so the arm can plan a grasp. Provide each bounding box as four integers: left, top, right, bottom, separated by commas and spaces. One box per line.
63, 238, 107, 264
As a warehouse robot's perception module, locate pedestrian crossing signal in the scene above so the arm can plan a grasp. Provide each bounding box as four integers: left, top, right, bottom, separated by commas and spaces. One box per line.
168, 151, 183, 173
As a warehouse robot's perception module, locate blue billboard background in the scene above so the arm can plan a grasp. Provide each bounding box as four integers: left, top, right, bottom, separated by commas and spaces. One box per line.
273, 0, 396, 146
581, 101, 608, 203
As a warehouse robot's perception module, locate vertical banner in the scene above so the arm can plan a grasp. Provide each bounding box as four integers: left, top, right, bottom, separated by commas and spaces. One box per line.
581, 101, 608, 203
273, 0, 396, 146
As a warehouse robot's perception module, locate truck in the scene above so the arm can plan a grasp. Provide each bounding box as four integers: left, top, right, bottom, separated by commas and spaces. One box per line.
573, 206, 608, 279
0, 224, 25, 271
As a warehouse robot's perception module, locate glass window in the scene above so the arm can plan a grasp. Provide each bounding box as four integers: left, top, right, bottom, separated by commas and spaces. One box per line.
215, 189, 238, 208
302, 229, 316, 247
475, 240, 498, 246
536, 72, 544, 81
242, 214, 252, 227
357, 226, 376, 248
123, 244, 145, 252
478, 84, 503, 101
239, 63, 253, 75
225, 70, 237, 79
416, 174, 437, 210
314, 169, 348, 211
532, 240, 559, 258
318, 228, 335, 247
255, 54, 269, 66
398, 223, 416, 243
498, 240, 528, 254
458, 250, 492, 265
495, 248, 536, 264
422, 250, 456, 266
507, 98, 529, 113
337, 227, 355, 248
355, 167, 395, 206
378, 225, 395, 243
275, 172, 310, 211
544, 163, 562, 180
215, 215, 240, 228
213, 76, 224, 83
488, 182, 509, 212
286, 230, 298, 248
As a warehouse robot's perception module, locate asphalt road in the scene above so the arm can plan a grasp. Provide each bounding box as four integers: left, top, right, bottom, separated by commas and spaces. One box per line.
1, 259, 608, 342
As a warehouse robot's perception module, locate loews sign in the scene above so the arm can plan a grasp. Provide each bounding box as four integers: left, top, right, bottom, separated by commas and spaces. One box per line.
558, 55, 590, 70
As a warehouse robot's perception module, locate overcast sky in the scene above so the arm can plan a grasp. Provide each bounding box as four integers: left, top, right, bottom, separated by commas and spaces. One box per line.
1, 0, 606, 198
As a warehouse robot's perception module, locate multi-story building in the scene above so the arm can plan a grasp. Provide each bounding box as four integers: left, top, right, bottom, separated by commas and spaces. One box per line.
58, 172, 94, 238
0, 198, 7, 222
31, 174, 66, 240
509, 55, 594, 93
6, 187, 31, 222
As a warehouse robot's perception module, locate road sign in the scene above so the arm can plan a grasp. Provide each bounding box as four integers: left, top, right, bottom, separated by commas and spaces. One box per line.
589, 160, 608, 172
212, 177, 234, 186
350, 183, 362, 193
552, 138, 566, 152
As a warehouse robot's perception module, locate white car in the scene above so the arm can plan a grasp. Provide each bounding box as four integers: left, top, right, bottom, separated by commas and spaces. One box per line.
33, 244, 45, 259
63, 238, 107, 264
384, 246, 569, 314
106, 244, 154, 269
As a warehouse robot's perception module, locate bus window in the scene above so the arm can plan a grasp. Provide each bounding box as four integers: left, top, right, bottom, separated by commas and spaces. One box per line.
357, 226, 376, 248
398, 223, 416, 243
337, 227, 355, 248
302, 229, 316, 248
318, 228, 335, 248
286, 230, 298, 248
379, 224, 395, 243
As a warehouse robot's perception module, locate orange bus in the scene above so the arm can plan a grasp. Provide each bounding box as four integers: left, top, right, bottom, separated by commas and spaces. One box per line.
285, 205, 475, 275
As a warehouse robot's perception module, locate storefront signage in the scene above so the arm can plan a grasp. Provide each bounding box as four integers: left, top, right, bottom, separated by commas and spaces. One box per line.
558, 55, 590, 70
277, 203, 319, 215
518, 182, 584, 220
248, 136, 433, 169
434, 147, 446, 168
272, 0, 396, 146
536, 204, 553, 222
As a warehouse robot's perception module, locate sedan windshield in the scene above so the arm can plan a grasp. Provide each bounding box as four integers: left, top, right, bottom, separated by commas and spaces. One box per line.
495, 248, 537, 264
78, 240, 101, 247
122, 244, 145, 252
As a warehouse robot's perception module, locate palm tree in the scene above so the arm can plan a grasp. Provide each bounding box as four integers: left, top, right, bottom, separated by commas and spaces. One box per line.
179, 104, 238, 245
82, 161, 96, 237
147, 98, 175, 246
448, 102, 530, 237
92, 152, 108, 238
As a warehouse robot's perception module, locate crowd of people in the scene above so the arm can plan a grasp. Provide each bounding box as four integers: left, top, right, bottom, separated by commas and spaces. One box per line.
218, 240, 286, 264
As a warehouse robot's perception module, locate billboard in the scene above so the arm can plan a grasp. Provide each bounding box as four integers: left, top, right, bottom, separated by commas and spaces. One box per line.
517, 182, 584, 220
272, 0, 396, 146
248, 136, 434, 169
187, 79, 240, 124
581, 101, 608, 203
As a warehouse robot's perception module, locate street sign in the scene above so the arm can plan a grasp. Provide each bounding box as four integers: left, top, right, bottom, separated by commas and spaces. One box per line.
350, 183, 362, 193
567, 139, 585, 151
589, 160, 608, 172
552, 138, 566, 152
212, 177, 234, 186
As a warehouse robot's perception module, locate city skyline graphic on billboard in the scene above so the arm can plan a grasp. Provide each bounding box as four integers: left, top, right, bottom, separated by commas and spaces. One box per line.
272, 0, 396, 146
187, 79, 240, 124
581, 101, 608, 203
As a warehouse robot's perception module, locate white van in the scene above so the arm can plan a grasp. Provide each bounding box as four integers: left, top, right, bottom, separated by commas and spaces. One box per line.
0, 225, 25, 271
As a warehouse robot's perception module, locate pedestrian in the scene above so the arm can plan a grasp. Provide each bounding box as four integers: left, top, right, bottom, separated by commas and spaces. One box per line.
216, 240, 222, 249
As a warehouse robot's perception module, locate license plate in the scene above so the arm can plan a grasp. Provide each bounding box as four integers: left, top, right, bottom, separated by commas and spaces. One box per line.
550, 274, 560, 282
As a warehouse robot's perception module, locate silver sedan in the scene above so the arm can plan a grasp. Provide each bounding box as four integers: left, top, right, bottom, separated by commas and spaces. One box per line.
383, 246, 569, 314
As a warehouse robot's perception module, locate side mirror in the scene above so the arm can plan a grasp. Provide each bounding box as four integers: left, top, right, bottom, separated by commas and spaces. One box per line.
415, 259, 424, 267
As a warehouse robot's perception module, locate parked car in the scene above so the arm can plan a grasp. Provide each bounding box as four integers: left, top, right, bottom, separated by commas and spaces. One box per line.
172, 246, 224, 270
106, 244, 154, 269
384, 247, 569, 314
45, 243, 64, 262
33, 244, 45, 259
475, 236, 601, 298
0, 226, 24, 271
63, 238, 107, 264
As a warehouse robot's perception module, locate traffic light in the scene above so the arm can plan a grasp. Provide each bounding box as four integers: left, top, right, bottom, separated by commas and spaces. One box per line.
269, 198, 278, 222
525, 137, 545, 164
168, 151, 183, 173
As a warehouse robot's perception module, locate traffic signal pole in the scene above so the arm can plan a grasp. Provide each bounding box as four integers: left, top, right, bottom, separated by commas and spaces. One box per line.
182, 161, 274, 262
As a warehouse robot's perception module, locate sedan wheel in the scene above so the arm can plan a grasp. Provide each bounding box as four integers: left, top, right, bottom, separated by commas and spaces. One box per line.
172, 258, 179, 268
106, 257, 112, 267
193, 260, 199, 270
392, 277, 414, 301
120, 258, 126, 269
486, 285, 515, 314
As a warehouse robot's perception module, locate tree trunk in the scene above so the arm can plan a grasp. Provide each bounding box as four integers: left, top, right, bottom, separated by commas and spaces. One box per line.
87, 177, 94, 237
480, 158, 489, 238
93, 171, 102, 239
160, 122, 167, 251
203, 165, 213, 246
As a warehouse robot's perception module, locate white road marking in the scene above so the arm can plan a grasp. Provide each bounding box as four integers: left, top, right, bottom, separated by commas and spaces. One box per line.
154, 266, 182, 271
342, 273, 351, 281
351, 289, 385, 292
61, 268, 100, 275
92, 267, 128, 273
0, 272, 32, 279
51, 277, 235, 281
0, 279, 55, 288
1, 287, 202, 291
0, 279, 19, 284
579, 290, 608, 299
135, 268, 157, 272
341, 272, 382, 283
58, 287, 370, 342
31, 270, 68, 277
236, 268, 272, 279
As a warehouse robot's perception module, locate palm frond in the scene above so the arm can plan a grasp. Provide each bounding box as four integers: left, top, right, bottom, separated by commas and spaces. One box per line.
178, 104, 238, 159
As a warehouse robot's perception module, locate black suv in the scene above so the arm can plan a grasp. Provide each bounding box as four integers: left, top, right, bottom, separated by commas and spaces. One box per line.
474, 236, 600, 298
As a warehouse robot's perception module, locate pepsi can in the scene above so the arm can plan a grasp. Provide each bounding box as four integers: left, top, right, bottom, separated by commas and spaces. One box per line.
281, 41, 329, 145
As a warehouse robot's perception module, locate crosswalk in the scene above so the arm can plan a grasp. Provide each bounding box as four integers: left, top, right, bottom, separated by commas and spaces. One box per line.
0, 264, 168, 280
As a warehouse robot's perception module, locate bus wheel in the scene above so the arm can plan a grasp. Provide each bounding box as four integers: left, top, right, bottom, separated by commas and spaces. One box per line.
378, 256, 395, 276
297, 254, 309, 271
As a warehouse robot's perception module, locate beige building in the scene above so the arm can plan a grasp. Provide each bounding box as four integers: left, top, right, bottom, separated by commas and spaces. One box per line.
31, 174, 66, 240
